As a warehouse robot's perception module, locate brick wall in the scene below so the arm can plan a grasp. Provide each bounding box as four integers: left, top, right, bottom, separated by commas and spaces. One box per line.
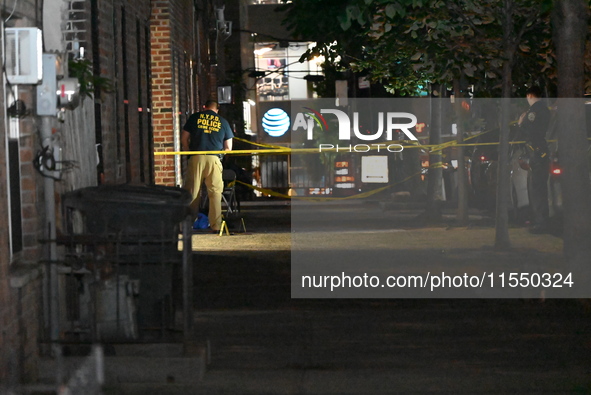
18, 103, 42, 266
0, 1, 43, 384
91, 0, 153, 184
0, 277, 41, 384
151, 0, 176, 185
1, 0, 156, 384
1, 0, 221, 382
151, 0, 217, 186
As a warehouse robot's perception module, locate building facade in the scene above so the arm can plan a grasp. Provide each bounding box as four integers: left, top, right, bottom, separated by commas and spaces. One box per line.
0, 0, 219, 386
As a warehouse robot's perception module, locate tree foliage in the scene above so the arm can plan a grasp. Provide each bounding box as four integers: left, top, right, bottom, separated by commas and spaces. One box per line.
280, 0, 365, 69
283, 0, 558, 97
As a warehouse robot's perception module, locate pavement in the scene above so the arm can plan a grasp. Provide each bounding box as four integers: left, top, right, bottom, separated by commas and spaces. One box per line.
34, 200, 591, 395
181, 200, 591, 394
39, 200, 590, 394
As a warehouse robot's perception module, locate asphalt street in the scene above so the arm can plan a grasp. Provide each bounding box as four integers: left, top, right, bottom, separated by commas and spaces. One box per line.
187, 201, 591, 394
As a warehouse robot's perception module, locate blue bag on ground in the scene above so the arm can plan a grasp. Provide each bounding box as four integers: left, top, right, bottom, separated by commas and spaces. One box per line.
193, 213, 209, 229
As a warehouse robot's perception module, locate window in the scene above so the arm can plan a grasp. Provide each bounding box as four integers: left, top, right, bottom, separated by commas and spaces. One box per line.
254, 42, 321, 102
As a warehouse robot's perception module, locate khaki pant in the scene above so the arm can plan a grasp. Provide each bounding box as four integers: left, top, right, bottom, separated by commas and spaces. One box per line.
184, 155, 223, 230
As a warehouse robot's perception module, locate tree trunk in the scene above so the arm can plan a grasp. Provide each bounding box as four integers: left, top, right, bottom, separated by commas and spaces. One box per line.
424, 85, 444, 222
495, 0, 514, 249
453, 79, 469, 226
552, 0, 591, 295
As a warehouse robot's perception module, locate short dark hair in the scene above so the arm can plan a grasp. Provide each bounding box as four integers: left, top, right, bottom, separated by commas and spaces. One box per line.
204, 100, 219, 110
526, 86, 543, 98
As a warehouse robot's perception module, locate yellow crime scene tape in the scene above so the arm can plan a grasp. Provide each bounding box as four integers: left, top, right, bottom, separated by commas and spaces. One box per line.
233, 167, 431, 201
227, 162, 444, 201
152, 128, 516, 157
233, 138, 288, 150
153, 130, 588, 201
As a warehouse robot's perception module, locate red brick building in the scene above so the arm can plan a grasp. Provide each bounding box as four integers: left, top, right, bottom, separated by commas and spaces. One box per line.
151, 0, 216, 186
0, 0, 220, 386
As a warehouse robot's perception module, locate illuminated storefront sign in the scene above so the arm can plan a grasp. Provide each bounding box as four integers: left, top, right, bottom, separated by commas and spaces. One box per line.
262, 108, 290, 137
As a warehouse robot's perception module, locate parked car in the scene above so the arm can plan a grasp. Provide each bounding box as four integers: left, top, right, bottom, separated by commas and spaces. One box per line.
467, 126, 538, 223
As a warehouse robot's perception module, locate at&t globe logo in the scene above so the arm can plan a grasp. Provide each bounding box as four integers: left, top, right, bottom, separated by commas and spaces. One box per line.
262, 108, 290, 137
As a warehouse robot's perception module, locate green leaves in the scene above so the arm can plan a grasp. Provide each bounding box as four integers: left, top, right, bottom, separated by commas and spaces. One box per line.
340, 4, 368, 30
385, 4, 397, 18
411, 52, 423, 60
519, 43, 531, 52
463, 63, 476, 77
284, 0, 560, 97
68, 58, 113, 99
338, 12, 352, 30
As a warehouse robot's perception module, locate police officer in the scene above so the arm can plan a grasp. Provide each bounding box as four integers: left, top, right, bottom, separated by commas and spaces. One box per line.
518, 86, 550, 233
182, 100, 234, 231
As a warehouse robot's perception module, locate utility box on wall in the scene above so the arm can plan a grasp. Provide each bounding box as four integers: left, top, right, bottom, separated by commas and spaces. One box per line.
36, 54, 58, 115
5, 28, 43, 84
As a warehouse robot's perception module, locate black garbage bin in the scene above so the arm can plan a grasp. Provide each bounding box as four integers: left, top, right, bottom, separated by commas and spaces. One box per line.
62, 184, 192, 338
63, 184, 191, 252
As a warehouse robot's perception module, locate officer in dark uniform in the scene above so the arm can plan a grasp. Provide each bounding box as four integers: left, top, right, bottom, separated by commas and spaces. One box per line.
518, 86, 551, 233
182, 100, 234, 231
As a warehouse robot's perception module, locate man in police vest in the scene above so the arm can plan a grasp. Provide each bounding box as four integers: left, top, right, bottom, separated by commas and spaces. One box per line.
182, 100, 234, 231
518, 86, 550, 233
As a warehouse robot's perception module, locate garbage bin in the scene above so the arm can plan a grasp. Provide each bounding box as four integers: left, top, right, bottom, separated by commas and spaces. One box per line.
61, 184, 192, 338
63, 184, 191, 253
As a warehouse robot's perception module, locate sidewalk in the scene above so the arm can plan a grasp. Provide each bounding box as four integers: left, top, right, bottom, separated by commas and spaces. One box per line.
184, 201, 591, 394
193, 199, 563, 266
